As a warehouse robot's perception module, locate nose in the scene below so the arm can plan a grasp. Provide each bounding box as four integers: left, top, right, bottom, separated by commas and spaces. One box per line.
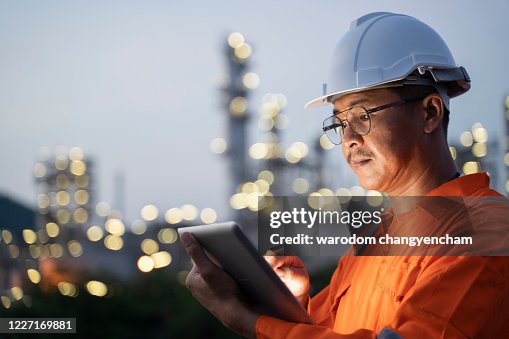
341, 124, 364, 148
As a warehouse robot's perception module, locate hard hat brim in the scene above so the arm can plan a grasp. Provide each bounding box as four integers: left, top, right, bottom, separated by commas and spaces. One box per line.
304, 66, 471, 109
304, 81, 405, 109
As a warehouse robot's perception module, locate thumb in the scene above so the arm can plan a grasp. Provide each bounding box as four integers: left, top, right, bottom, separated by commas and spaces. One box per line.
180, 232, 216, 274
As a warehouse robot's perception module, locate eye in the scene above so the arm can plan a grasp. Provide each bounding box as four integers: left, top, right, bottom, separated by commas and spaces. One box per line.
340, 120, 348, 129
359, 113, 369, 122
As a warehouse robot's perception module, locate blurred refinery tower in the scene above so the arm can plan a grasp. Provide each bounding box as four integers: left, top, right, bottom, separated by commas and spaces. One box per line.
222, 32, 250, 195
0, 147, 95, 304
32, 148, 177, 281
217, 33, 328, 233
34, 146, 93, 246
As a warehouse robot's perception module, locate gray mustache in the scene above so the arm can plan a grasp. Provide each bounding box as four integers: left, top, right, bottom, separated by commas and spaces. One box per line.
347, 150, 373, 164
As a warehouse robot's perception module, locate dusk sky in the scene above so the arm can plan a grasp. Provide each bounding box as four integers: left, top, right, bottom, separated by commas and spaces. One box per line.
1, 1, 508, 222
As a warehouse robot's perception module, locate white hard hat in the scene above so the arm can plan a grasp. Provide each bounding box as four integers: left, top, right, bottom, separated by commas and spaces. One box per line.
305, 12, 471, 109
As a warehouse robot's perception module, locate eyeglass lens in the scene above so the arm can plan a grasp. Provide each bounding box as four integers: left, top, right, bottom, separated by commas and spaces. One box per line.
324, 106, 371, 145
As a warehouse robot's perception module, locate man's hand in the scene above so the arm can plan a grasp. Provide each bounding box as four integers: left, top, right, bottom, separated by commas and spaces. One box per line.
180, 232, 259, 338
264, 253, 310, 308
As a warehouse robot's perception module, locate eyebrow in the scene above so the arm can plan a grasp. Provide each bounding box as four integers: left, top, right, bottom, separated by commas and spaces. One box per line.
332, 98, 370, 115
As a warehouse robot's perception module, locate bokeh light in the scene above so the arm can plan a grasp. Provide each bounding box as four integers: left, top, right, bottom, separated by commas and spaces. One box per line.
141, 239, 159, 255
181, 204, 198, 221
58, 282, 78, 297
70, 160, 87, 176
105, 218, 125, 236
74, 190, 89, 205
73, 208, 88, 224
257, 170, 274, 185
85, 281, 108, 297
22, 229, 37, 244
292, 178, 309, 194
227, 32, 244, 48
471, 124, 488, 143
336, 188, 352, 204
55, 155, 69, 171
137, 256, 154, 273
37, 194, 50, 209
1, 296, 11, 309
11, 287, 23, 300
366, 190, 384, 207
242, 72, 260, 89
200, 208, 217, 224
165, 208, 183, 224
210, 138, 228, 154
27, 269, 41, 284
234, 42, 252, 59
96, 201, 111, 217
86, 226, 103, 242
471, 142, 487, 157
75, 175, 89, 188
460, 131, 473, 147
151, 251, 172, 269
158, 228, 177, 244
249, 143, 269, 160
56, 191, 70, 206
34, 162, 46, 178
69, 147, 84, 161
141, 205, 159, 221
449, 146, 457, 160
29, 245, 40, 259
229, 96, 248, 116
46, 222, 59, 237
463, 161, 481, 174
320, 134, 334, 150
67, 240, 83, 257
2, 230, 13, 244
131, 219, 147, 235
49, 243, 64, 258
104, 235, 124, 251
56, 209, 71, 224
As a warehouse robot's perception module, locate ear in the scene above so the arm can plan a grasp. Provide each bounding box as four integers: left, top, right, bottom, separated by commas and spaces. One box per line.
421, 93, 444, 134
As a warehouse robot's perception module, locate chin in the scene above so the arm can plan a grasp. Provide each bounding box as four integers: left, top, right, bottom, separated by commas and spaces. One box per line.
358, 175, 383, 192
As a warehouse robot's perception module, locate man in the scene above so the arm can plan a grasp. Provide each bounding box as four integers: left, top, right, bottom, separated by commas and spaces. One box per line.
180, 12, 509, 338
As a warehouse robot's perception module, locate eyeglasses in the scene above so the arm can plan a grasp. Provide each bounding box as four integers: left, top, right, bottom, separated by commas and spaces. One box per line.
322, 97, 426, 145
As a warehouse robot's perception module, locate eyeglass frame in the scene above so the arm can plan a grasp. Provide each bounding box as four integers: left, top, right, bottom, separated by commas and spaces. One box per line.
322, 96, 427, 145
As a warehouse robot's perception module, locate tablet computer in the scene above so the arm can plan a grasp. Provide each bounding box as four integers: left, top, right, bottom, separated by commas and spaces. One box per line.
177, 222, 313, 324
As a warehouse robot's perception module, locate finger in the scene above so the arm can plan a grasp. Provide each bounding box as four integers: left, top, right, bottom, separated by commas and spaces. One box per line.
264, 247, 285, 256
264, 254, 277, 266
276, 266, 296, 278
180, 232, 217, 275
264, 254, 287, 267
264, 255, 304, 270
185, 265, 200, 288
286, 256, 306, 269
264, 256, 285, 271
274, 266, 289, 277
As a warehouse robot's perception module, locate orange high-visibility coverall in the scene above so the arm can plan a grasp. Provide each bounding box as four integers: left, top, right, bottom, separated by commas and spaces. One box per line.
256, 173, 509, 338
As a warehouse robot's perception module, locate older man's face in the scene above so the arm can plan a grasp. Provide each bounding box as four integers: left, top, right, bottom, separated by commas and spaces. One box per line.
334, 89, 424, 193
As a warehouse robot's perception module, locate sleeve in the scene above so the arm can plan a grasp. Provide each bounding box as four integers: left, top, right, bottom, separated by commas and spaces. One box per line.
256, 256, 509, 339
256, 316, 378, 339
256, 261, 381, 339
306, 285, 332, 327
